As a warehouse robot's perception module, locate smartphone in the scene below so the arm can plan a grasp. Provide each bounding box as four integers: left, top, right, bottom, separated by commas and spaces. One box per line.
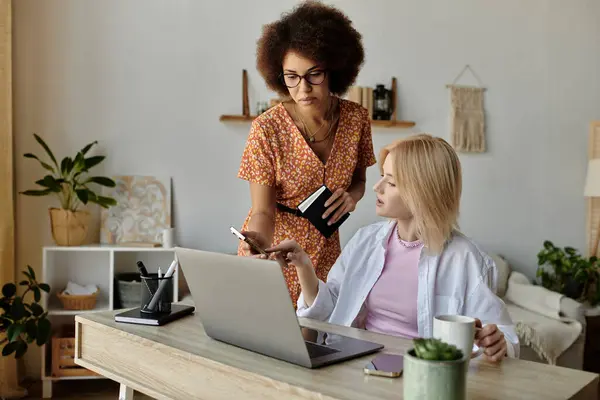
229, 227, 269, 256
363, 354, 404, 378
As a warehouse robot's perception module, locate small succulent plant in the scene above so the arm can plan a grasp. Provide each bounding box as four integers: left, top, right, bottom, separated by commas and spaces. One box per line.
412, 338, 463, 361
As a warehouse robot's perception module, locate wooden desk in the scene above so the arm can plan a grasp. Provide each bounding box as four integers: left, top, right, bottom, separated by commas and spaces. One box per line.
75, 311, 598, 400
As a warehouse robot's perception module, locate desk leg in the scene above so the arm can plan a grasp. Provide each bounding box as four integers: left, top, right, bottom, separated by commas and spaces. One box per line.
42, 380, 52, 398
118, 384, 134, 400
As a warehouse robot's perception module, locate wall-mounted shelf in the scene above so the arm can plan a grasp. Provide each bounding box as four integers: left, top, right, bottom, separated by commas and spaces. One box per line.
219, 114, 415, 128
220, 71, 415, 129
220, 115, 258, 122
371, 119, 415, 128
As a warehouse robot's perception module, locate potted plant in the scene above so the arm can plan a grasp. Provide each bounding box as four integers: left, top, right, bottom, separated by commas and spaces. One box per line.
20, 134, 117, 246
536, 240, 600, 305
403, 338, 467, 400
1, 266, 52, 359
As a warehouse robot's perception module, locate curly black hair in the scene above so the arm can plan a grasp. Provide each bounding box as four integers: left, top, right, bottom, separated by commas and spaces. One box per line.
256, 1, 364, 96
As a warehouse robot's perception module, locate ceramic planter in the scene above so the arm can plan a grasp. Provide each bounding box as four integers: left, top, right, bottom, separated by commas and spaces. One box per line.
403, 349, 468, 400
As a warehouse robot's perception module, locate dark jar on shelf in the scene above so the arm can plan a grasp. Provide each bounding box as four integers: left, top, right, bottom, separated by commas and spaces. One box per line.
372, 84, 392, 120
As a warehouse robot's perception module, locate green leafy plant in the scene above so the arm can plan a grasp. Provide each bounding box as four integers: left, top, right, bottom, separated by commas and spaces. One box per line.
1, 266, 52, 359
20, 133, 117, 211
412, 338, 463, 361
536, 240, 600, 305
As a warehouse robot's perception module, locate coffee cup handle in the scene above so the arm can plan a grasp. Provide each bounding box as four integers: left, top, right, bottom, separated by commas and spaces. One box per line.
471, 327, 485, 359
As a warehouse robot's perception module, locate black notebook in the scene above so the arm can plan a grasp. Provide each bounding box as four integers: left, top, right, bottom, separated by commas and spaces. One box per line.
298, 185, 350, 238
114, 304, 195, 326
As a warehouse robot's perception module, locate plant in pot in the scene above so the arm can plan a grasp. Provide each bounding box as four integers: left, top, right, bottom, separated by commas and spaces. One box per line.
20, 134, 117, 246
403, 338, 467, 400
1, 267, 52, 398
536, 240, 600, 305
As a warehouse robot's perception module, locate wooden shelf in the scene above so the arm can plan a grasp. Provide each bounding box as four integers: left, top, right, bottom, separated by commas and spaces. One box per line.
219, 115, 257, 122
220, 114, 415, 128
371, 120, 415, 128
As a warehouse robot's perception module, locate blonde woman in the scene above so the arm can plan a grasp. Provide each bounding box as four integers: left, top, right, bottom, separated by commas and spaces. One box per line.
264, 134, 519, 361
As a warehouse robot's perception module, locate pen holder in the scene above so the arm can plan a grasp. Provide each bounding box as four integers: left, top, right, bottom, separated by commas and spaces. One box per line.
140, 274, 173, 314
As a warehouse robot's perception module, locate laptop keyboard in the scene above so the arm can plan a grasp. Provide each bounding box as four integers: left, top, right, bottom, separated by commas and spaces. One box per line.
305, 341, 339, 359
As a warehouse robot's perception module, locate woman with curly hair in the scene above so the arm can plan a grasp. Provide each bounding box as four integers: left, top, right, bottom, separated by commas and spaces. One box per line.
237, 1, 376, 305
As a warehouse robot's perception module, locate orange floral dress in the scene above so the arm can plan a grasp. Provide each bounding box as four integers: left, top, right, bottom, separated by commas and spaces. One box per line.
237, 99, 377, 306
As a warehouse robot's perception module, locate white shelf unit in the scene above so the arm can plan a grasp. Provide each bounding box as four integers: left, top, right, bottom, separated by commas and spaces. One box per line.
40, 245, 179, 399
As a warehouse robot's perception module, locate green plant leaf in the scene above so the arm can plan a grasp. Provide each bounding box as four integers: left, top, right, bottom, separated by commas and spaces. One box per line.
11, 297, 26, 320
2, 341, 19, 357
25, 319, 37, 340
29, 303, 44, 317
23, 153, 55, 172
20, 189, 54, 197
87, 176, 116, 187
34, 175, 62, 193
39, 283, 50, 293
76, 189, 89, 204
27, 265, 36, 281
36, 318, 51, 346
7, 323, 25, 342
97, 196, 117, 206
80, 141, 98, 155
15, 340, 28, 358
60, 156, 74, 176
84, 156, 105, 171
33, 133, 58, 168
33, 287, 41, 303
19, 280, 29, 286
72, 151, 86, 174
2, 283, 16, 297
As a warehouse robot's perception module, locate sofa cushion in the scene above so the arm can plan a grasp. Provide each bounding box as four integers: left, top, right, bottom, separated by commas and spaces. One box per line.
490, 253, 510, 298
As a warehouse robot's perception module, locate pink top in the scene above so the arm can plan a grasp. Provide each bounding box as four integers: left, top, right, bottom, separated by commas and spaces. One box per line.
364, 226, 421, 338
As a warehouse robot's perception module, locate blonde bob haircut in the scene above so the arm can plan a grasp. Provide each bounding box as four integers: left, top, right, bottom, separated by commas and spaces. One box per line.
379, 134, 462, 254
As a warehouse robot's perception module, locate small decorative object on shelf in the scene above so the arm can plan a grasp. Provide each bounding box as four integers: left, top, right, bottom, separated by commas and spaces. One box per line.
404, 338, 467, 400
20, 134, 117, 246
1, 265, 52, 359
372, 84, 392, 120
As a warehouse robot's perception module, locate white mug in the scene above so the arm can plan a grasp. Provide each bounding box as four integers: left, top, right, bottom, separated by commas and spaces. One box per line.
433, 315, 485, 359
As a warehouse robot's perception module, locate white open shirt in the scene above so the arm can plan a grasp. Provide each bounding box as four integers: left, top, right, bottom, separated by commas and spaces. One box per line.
297, 220, 519, 358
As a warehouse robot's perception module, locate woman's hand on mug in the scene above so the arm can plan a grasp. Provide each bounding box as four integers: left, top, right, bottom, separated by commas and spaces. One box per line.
475, 319, 507, 362
322, 189, 357, 225
265, 240, 313, 271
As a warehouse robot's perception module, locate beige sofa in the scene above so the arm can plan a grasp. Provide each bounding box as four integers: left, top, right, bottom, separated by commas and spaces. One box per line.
490, 254, 586, 369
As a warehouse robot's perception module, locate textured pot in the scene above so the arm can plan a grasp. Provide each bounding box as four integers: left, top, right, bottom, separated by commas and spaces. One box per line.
403, 349, 468, 400
49, 208, 90, 246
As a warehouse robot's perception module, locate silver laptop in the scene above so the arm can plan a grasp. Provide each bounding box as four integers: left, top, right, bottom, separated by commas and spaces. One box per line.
175, 248, 383, 368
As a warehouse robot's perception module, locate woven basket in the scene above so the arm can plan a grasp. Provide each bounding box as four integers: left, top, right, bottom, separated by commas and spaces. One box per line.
56, 289, 99, 310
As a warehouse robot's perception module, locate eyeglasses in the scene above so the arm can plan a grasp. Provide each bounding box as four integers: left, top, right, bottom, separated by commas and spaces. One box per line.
281, 70, 327, 88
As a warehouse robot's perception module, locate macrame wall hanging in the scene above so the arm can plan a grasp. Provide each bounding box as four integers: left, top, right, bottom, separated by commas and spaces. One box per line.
447, 65, 487, 153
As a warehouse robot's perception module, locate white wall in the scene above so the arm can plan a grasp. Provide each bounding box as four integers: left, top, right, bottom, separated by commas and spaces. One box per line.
13, 0, 600, 376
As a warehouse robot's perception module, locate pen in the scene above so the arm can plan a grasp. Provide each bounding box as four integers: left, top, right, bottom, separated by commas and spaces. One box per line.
158, 268, 163, 279
136, 261, 149, 277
